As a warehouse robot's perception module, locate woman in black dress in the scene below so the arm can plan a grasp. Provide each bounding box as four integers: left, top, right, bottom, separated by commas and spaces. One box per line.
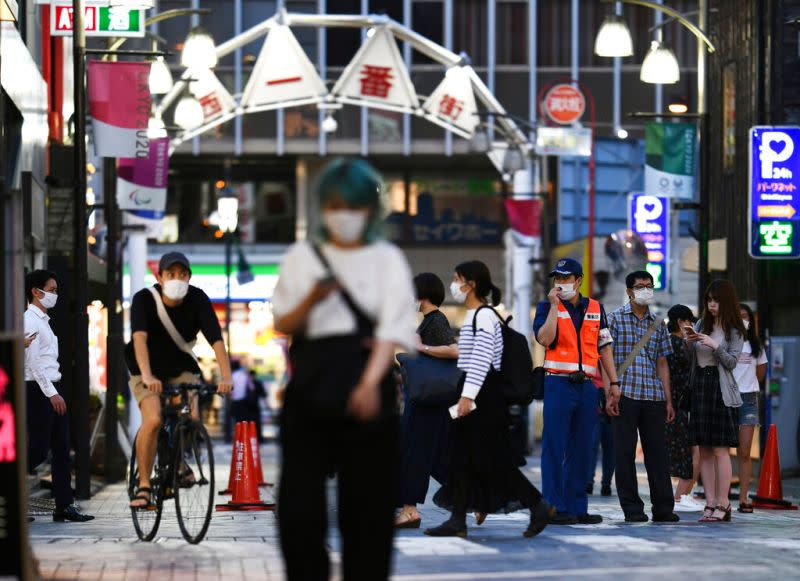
396, 273, 458, 528
424, 261, 553, 539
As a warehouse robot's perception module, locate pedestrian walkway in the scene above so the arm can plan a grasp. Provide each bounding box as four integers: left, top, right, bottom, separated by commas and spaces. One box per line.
29, 442, 800, 580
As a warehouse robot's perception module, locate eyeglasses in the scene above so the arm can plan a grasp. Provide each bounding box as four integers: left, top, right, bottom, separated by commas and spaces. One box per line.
632, 284, 655, 291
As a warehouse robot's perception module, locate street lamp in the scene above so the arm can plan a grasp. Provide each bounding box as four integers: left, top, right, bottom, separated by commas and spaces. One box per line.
321, 112, 338, 133
594, 14, 634, 57
502, 146, 525, 174
181, 27, 217, 70
217, 188, 238, 357
640, 40, 680, 84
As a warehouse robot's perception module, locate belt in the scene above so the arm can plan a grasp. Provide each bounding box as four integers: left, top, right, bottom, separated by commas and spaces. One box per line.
545, 371, 567, 377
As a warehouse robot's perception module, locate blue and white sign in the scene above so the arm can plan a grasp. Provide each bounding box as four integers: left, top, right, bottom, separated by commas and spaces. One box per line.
628, 193, 669, 291
749, 127, 800, 258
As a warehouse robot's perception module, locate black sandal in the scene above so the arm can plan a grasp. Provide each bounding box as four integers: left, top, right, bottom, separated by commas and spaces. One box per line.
129, 486, 154, 510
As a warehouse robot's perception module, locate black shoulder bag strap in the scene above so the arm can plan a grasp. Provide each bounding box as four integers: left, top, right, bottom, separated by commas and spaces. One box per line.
471, 304, 507, 335
309, 243, 375, 337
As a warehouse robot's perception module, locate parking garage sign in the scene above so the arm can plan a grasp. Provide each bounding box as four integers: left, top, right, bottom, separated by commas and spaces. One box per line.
629, 194, 669, 291
750, 127, 800, 258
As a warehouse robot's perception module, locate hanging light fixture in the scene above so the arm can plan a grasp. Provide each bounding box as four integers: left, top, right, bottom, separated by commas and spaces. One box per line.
217, 189, 239, 234
147, 116, 168, 139
181, 27, 217, 70
502, 146, 524, 174
174, 94, 205, 130
148, 57, 173, 95
470, 126, 491, 153
594, 14, 634, 57
109, 0, 155, 9
640, 40, 680, 84
321, 112, 338, 134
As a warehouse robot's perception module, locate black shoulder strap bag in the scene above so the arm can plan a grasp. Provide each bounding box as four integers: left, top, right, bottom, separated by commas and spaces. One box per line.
286, 244, 396, 420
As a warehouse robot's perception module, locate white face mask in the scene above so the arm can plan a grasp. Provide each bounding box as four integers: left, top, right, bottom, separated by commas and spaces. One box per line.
450, 281, 468, 304
557, 283, 577, 301
37, 289, 58, 309
415, 301, 421, 313
632, 288, 655, 306
163, 279, 189, 301
743, 319, 750, 330
323, 210, 368, 244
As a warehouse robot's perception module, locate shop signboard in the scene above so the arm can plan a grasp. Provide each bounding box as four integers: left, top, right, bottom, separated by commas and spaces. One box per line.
749, 126, 800, 258
535, 126, 592, 157
628, 193, 669, 291
543, 84, 585, 125
51, 2, 144, 37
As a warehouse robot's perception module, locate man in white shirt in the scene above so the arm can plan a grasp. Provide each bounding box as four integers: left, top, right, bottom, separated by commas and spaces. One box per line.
24, 270, 94, 522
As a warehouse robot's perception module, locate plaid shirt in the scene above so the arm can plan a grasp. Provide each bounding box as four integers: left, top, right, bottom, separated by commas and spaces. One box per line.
607, 303, 673, 401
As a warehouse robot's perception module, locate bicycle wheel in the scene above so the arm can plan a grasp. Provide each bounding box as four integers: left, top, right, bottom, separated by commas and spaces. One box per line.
128, 432, 163, 542
174, 421, 215, 544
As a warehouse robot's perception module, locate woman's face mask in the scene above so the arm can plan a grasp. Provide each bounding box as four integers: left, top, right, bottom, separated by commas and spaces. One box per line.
450, 281, 469, 304
322, 209, 369, 244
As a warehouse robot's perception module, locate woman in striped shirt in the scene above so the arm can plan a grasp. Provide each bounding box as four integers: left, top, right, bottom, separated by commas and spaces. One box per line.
424, 261, 554, 539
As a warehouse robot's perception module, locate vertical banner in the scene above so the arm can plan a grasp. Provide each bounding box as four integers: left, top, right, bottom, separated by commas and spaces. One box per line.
117, 137, 169, 237
629, 193, 670, 291
749, 127, 800, 258
88, 61, 150, 158
644, 122, 696, 199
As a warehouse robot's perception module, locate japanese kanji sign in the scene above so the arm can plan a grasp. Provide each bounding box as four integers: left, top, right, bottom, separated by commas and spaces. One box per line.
422, 65, 479, 138
749, 126, 800, 258
628, 193, 670, 291
543, 84, 585, 125
51, 2, 144, 37
190, 68, 237, 123
331, 26, 418, 113
240, 24, 327, 113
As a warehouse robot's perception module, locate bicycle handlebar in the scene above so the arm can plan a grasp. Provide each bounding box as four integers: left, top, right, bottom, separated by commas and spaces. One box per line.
161, 383, 218, 397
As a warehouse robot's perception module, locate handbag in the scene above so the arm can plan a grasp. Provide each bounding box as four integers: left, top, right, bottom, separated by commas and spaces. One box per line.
396, 352, 462, 406
286, 244, 395, 420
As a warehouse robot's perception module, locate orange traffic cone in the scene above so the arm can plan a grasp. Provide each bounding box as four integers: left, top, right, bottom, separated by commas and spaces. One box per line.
216, 422, 275, 512
247, 421, 270, 488
751, 424, 798, 510
219, 422, 244, 495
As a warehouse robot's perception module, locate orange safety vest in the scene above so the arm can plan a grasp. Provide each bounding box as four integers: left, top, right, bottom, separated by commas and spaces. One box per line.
543, 298, 601, 377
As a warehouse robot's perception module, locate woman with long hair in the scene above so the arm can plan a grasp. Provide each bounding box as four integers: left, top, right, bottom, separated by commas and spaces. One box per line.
734, 303, 767, 513
686, 280, 745, 523
272, 158, 416, 580
424, 260, 553, 539
395, 273, 458, 528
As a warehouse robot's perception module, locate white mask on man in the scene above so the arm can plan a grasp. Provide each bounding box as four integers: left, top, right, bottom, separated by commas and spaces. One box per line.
38, 289, 58, 309
323, 210, 368, 244
163, 279, 189, 301
557, 283, 577, 301
632, 287, 655, 306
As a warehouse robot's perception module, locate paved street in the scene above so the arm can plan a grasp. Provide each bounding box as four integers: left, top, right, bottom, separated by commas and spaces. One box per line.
29, 441, 800, 581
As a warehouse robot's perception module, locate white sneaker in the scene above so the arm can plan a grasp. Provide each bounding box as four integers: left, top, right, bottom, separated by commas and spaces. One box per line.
673, 494, 705, 512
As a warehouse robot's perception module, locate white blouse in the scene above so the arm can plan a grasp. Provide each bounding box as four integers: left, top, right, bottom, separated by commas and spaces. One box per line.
271, 240, 417, 350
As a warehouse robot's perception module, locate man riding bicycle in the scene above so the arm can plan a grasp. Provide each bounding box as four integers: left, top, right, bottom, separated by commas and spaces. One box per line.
126, 252, 232, 508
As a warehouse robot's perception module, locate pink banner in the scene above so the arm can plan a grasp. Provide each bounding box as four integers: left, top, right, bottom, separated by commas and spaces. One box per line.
88, 61, 150, 158
504, 198, 542, 239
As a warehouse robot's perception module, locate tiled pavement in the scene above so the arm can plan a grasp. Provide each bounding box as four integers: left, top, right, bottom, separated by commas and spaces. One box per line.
29, 441, 800, 580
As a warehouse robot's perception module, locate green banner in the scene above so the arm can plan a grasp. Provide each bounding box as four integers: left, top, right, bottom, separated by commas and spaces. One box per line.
645, 122, 697, 199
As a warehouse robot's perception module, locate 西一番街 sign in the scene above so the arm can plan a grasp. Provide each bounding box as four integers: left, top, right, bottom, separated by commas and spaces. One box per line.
749, 127, 800, 258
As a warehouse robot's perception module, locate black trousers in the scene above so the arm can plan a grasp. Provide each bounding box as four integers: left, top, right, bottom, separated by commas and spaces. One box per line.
278, 404, 399, 581
612, 396, 674, 518
26, 381, 73, 509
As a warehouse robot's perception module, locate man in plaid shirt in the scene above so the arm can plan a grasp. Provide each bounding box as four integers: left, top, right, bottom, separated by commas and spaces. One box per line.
607, 270, 678, 523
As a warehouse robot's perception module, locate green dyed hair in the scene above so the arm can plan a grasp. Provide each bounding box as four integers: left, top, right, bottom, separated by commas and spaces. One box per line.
316, 157, 385, 242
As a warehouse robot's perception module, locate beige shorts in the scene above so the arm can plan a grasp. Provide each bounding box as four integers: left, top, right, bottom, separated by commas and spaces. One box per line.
129, 371, 201, 405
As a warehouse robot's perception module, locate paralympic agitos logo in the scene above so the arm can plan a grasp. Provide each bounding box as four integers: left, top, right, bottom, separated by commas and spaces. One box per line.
129, 189, 152, 206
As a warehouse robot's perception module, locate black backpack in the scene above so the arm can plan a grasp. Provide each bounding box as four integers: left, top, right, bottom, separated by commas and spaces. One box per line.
472, 305, 535, 405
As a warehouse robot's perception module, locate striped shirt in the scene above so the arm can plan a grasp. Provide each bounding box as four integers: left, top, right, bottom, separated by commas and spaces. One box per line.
458, 308, 503, 400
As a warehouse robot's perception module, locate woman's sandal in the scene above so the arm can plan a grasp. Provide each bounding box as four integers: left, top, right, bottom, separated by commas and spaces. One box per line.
698, 505, 719, 522
129, 486, 154, 510
738, 502, 754, 514
395, 510, 422, 529
717, 504, 732, 522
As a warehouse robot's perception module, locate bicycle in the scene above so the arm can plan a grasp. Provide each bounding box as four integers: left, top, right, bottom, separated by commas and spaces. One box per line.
128, 383, 217, 544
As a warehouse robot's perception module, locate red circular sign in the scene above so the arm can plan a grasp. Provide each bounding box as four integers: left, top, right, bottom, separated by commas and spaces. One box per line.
543, 84, 586, 125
